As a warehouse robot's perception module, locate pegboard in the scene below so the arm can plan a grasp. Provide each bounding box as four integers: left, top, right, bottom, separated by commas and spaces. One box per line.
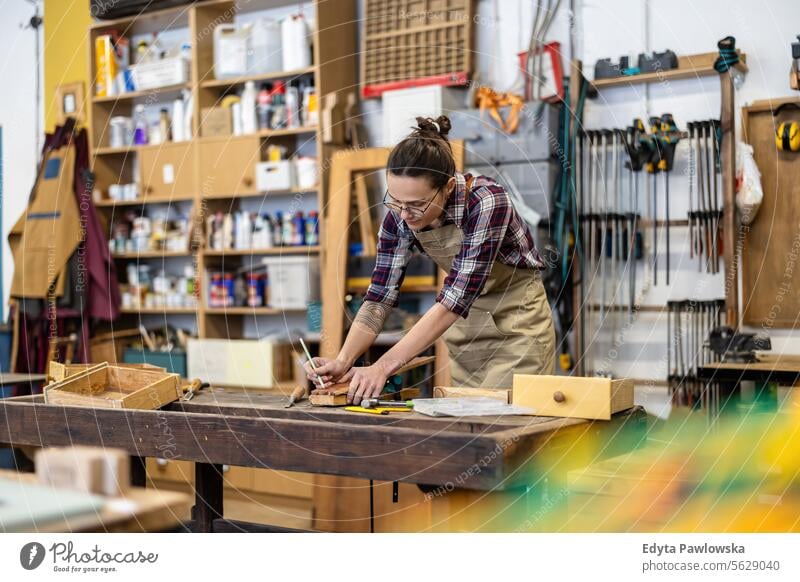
362, 0, 474, 98
740, 98, 800, 328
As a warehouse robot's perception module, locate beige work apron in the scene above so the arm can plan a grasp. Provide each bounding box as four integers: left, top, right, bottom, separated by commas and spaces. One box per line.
414, 223, 555, 388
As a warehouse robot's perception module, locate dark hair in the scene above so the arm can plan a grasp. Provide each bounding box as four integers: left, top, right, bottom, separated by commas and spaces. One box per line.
387, 115, 455, 189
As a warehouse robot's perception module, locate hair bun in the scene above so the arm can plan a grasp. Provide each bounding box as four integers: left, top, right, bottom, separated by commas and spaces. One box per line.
414, 115, 452, 139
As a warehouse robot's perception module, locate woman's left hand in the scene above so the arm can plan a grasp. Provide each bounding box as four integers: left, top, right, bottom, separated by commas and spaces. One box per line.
347, 364, 390, 405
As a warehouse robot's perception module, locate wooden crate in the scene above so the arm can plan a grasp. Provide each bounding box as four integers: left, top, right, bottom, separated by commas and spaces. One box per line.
512, 375, 634, 420
361, 0, 474, 97
44, 362, 182, 410
49, 361, 166, 383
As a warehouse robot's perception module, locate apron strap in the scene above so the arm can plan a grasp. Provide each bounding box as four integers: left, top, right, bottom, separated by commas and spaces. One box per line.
464, 175, 475, 192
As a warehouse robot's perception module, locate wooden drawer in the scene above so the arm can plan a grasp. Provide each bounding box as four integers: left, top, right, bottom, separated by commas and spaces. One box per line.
512, 375, 634, 420
138, 142, 196, 200
198, 136, 260, 196
222, 465, 254, 490
252, 469, 314, 499
146, 458, 195, 484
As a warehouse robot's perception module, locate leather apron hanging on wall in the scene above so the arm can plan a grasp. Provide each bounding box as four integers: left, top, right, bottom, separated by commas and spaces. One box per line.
413, 222, 555, 388
8, 140, 82, 299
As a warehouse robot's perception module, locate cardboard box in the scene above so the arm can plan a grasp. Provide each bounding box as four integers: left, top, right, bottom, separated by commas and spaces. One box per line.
36, 446, 130, 496
187, 338, 294, 388
201, 107, 232, 137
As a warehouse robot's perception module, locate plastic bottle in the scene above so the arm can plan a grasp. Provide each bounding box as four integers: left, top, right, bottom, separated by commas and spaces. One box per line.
282, 212, 293, 246
305, 211, 319, 245
270, 81, 287, 129
302, 86, 318, 126
293, 211, 305, 245
182, 89, 193, 140
172, 98, 185, 142
247, 273, 263, 307
240, 81, 258, 135
256, 83, 272, 130
159, 108, 171, 143
273, 211, 283, 245
285, 83, 300, 128
133, 104, 148, 145
223, 273, 236, 307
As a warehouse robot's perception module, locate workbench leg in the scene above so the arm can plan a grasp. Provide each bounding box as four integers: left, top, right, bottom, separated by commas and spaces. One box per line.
130, 455, 147, 487
193, 463, 224, 533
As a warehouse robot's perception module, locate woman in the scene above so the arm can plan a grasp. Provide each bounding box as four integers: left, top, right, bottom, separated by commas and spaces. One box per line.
307, 116, 555, 404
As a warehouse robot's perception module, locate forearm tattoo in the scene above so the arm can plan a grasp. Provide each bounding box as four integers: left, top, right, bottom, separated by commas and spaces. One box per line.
354, 301, 392, 334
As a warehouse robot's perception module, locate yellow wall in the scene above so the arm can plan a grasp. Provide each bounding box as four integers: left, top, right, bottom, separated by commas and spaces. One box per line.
43, 0, 92, 132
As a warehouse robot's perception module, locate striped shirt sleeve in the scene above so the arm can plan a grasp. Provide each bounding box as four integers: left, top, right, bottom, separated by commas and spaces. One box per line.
363, 211, 414, 307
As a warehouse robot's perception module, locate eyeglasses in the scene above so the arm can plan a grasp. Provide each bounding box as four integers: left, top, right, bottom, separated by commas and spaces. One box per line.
383, 188, 441, 218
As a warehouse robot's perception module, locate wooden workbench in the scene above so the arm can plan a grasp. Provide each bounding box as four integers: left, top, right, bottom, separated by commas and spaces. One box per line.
696, 356, 800, 417
0, 389, 646, 532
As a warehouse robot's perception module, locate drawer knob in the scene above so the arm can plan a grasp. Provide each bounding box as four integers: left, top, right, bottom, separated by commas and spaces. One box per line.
553, 391, 566, 403
242, 177, 253, 187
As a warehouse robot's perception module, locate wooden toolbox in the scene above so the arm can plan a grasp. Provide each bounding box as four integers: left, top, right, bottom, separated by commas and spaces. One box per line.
44, 363, 182, 410
512, 375, 634, 420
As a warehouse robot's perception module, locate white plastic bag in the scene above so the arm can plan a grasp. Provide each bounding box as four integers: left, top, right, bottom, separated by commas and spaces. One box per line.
736, 141, 763, 225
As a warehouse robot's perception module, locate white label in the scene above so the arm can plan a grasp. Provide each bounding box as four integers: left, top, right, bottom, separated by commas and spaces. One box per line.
162, 163, 175, 185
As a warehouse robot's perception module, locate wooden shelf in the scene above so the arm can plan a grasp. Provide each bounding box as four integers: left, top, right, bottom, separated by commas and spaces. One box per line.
120, 307, 197, 314
254, 126, 317, 138
197, 127, 317, 143
204, 306, 306, 315
200, 67, 316, 89
203, 246, 320, 256
92, 83, 190, 103
202, 187, 318, 201
585, 304, 666, 313
112, 250, 192, 259
95, 195, 195, 207
94, 145, 142, 156
347, 284, 438, 294
591, 51, 748, 91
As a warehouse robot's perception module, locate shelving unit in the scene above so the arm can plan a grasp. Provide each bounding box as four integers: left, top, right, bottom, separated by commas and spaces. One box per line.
86, 0, 357, 357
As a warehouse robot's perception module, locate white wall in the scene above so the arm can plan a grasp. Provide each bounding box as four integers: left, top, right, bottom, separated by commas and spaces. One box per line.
0, 0, 44, 321
365, 0, 800, 384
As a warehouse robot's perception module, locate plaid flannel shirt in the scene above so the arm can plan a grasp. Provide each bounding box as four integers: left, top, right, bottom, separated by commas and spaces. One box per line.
364, 172, 544, 318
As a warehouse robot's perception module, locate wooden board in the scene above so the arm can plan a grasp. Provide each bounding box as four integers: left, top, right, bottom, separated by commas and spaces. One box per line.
740, 98, 800, 328
433, 386, 511, 403
512, 375, 634, 420
354, 173, 377, 256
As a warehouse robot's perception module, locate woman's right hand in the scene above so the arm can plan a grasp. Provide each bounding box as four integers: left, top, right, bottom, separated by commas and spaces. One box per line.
304, 357, 353, 388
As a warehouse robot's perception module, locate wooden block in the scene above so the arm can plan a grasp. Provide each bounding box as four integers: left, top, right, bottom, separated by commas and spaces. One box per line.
99, 449, 130, 496
309, 383, 349, 406
512, 375, 634, 420
36, 447, 104, 494
433, 386, 510, 403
